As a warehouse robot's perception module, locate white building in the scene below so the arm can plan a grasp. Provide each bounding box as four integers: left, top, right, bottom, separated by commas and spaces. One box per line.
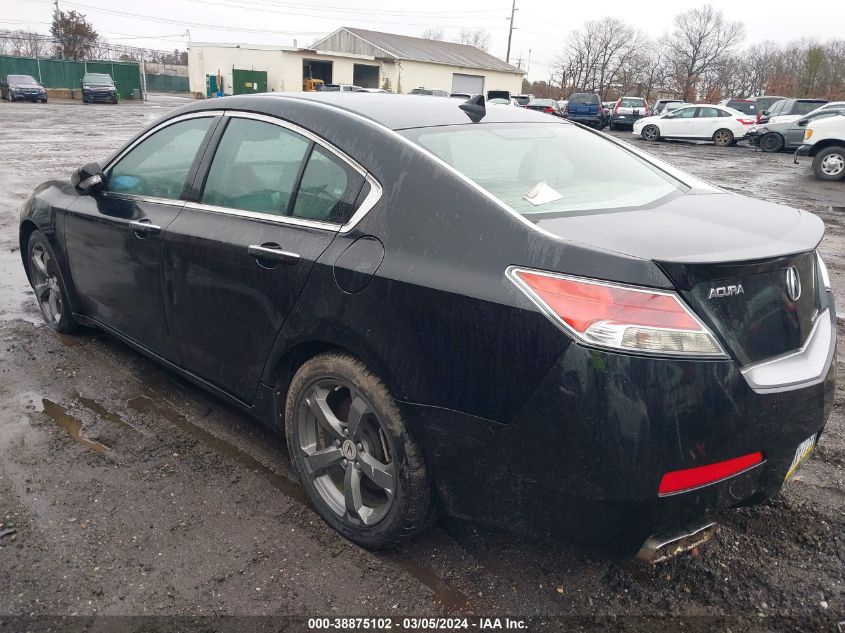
187, 27, 524, 98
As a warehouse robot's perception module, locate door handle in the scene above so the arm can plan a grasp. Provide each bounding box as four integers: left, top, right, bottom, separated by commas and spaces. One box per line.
129, 219, 162, 236
248, 244, 301, 266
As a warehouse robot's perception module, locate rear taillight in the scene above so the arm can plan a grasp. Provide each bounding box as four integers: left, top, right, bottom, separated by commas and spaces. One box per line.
613, 99, 620, 114
643, 99, 649, 116
658, 452, 764, 495
737, 118, 755, 125
544, 106, 554, 114
508, 268, 726, 357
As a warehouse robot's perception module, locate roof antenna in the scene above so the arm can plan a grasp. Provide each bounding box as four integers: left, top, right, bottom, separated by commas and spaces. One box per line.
459, 94, 486, 123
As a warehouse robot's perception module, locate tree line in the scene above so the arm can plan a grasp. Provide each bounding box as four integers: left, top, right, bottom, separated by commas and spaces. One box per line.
524, 4, 844, 102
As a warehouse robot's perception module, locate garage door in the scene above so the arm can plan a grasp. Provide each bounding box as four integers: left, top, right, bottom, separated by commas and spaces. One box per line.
451, 73, 484, 95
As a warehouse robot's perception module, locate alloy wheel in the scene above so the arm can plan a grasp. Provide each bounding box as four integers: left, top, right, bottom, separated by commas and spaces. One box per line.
643, 125, 659, 141
820, 153, 844, 177
30, 242, 63, 325
713, 129, 733, 146
296, 379, 396, 526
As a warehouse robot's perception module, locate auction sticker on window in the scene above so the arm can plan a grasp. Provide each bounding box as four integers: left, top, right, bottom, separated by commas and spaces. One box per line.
785, 434, 817, 481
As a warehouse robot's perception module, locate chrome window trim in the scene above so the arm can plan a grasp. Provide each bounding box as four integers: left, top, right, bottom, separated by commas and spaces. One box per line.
740, 308, 835, 393
182, 200, 341, 232
100, 191, 184, 206
103, 110, 224, 173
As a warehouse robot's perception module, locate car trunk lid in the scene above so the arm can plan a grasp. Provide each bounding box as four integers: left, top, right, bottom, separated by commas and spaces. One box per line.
534, 191, 826, 365
658, 252, 824, 365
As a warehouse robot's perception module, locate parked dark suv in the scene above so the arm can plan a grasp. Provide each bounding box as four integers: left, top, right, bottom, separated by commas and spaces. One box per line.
81, 73, 118, 104
760, 98, 828, 124
563, 92, 605, 128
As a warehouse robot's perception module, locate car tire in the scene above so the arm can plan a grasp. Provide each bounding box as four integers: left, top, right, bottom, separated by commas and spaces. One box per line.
812, 146, 845, 181
642, 125, 660, 142
285, 352, 437, 549
608, 122, 615, 131
713, 128, 734, 147
26, 230, 79, 333
759, 132, 784, 153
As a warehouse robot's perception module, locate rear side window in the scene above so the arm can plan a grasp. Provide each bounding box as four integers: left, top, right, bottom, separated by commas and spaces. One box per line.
292, 146, 365, 223
107, 117, 213, 200
697, 107, 722, 118
794, 101, 827, 116
403, 123, 680, 217
201, 118, 310, 215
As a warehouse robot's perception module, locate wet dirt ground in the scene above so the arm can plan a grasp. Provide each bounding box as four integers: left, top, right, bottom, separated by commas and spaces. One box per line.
0, 97, 842, 632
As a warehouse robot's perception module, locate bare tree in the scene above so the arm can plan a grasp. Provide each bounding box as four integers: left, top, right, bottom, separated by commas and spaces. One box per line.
456, 29, 491, 51
663, 4, 744, 101
421, 27, 444, 41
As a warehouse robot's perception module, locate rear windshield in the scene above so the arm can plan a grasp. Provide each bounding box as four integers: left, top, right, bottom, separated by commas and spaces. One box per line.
619, 97, 645, 107
401, 123, 681, 217
727, 100, 755, 115
569, 93, 599, 105
794, 101, 827, 115
8, 75, 38, 85
528, 99, 555, 107
513, 96, 530, 105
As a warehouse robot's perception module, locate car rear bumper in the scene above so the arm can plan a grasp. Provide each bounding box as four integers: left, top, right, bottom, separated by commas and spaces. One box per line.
402, 303, 837, 556
564, 114, 604, 125
611, 114, 646, 125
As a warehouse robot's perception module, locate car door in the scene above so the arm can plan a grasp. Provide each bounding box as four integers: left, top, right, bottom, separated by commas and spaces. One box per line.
64, 113, 219, 360
692, 107, 725, 138
660, 106, 697, 137
163, 112, 373, 403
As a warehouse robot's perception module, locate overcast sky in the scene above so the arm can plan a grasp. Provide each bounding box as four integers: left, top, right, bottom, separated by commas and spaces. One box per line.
5, 0, 844, 79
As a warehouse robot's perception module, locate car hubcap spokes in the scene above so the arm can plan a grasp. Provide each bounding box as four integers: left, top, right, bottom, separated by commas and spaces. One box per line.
30, 244, 62, 324
716, 132, 729, 144
821, 154, 844, 176
299, 380, 395, 526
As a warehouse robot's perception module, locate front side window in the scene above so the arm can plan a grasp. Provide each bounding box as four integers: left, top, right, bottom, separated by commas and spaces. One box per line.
107, 117, 213, 200
292, 146, 365, 223
403, 123, 681, 217
201, 118, 310, 215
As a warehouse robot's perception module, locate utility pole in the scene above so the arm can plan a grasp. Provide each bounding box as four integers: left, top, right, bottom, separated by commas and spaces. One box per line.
505, 0, 517, 64
54, 0, 63, 59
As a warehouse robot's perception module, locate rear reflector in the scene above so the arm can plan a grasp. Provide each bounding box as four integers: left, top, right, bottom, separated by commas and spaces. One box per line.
737, 118, 756, 125
508, 268, 726, 357
658, 452, 764, 495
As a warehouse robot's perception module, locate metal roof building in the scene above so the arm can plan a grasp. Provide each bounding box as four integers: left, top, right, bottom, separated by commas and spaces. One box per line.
187, 27, 524, 98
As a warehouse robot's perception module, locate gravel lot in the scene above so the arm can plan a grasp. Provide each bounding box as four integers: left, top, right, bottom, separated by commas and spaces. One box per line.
0, 97, 842, 632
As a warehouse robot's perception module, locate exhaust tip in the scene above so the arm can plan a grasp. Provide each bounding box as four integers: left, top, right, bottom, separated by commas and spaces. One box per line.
636, 522, 717, 564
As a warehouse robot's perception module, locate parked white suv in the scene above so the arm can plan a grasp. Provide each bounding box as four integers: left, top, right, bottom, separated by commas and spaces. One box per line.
795, 113, 845, 180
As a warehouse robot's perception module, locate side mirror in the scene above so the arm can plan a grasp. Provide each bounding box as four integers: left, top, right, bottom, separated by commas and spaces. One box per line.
71, 162, 104, 193
762, 110, 769, 116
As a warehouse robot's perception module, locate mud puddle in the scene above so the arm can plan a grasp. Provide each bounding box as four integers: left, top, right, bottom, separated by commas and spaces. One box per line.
41, 398, 109, 454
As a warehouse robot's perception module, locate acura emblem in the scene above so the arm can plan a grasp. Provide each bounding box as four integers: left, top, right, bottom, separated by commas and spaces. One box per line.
785, 267, 801, 301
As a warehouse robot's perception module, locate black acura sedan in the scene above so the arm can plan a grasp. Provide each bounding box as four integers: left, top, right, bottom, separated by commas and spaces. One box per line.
19, 93, 836, 559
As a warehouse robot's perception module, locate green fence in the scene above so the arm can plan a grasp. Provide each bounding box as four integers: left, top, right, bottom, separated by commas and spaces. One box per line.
145, 73, 189, 93
0, 56, 142, 98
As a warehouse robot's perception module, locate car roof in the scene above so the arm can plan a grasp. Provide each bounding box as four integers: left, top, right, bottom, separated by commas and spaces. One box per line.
240, 92, 557, 130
